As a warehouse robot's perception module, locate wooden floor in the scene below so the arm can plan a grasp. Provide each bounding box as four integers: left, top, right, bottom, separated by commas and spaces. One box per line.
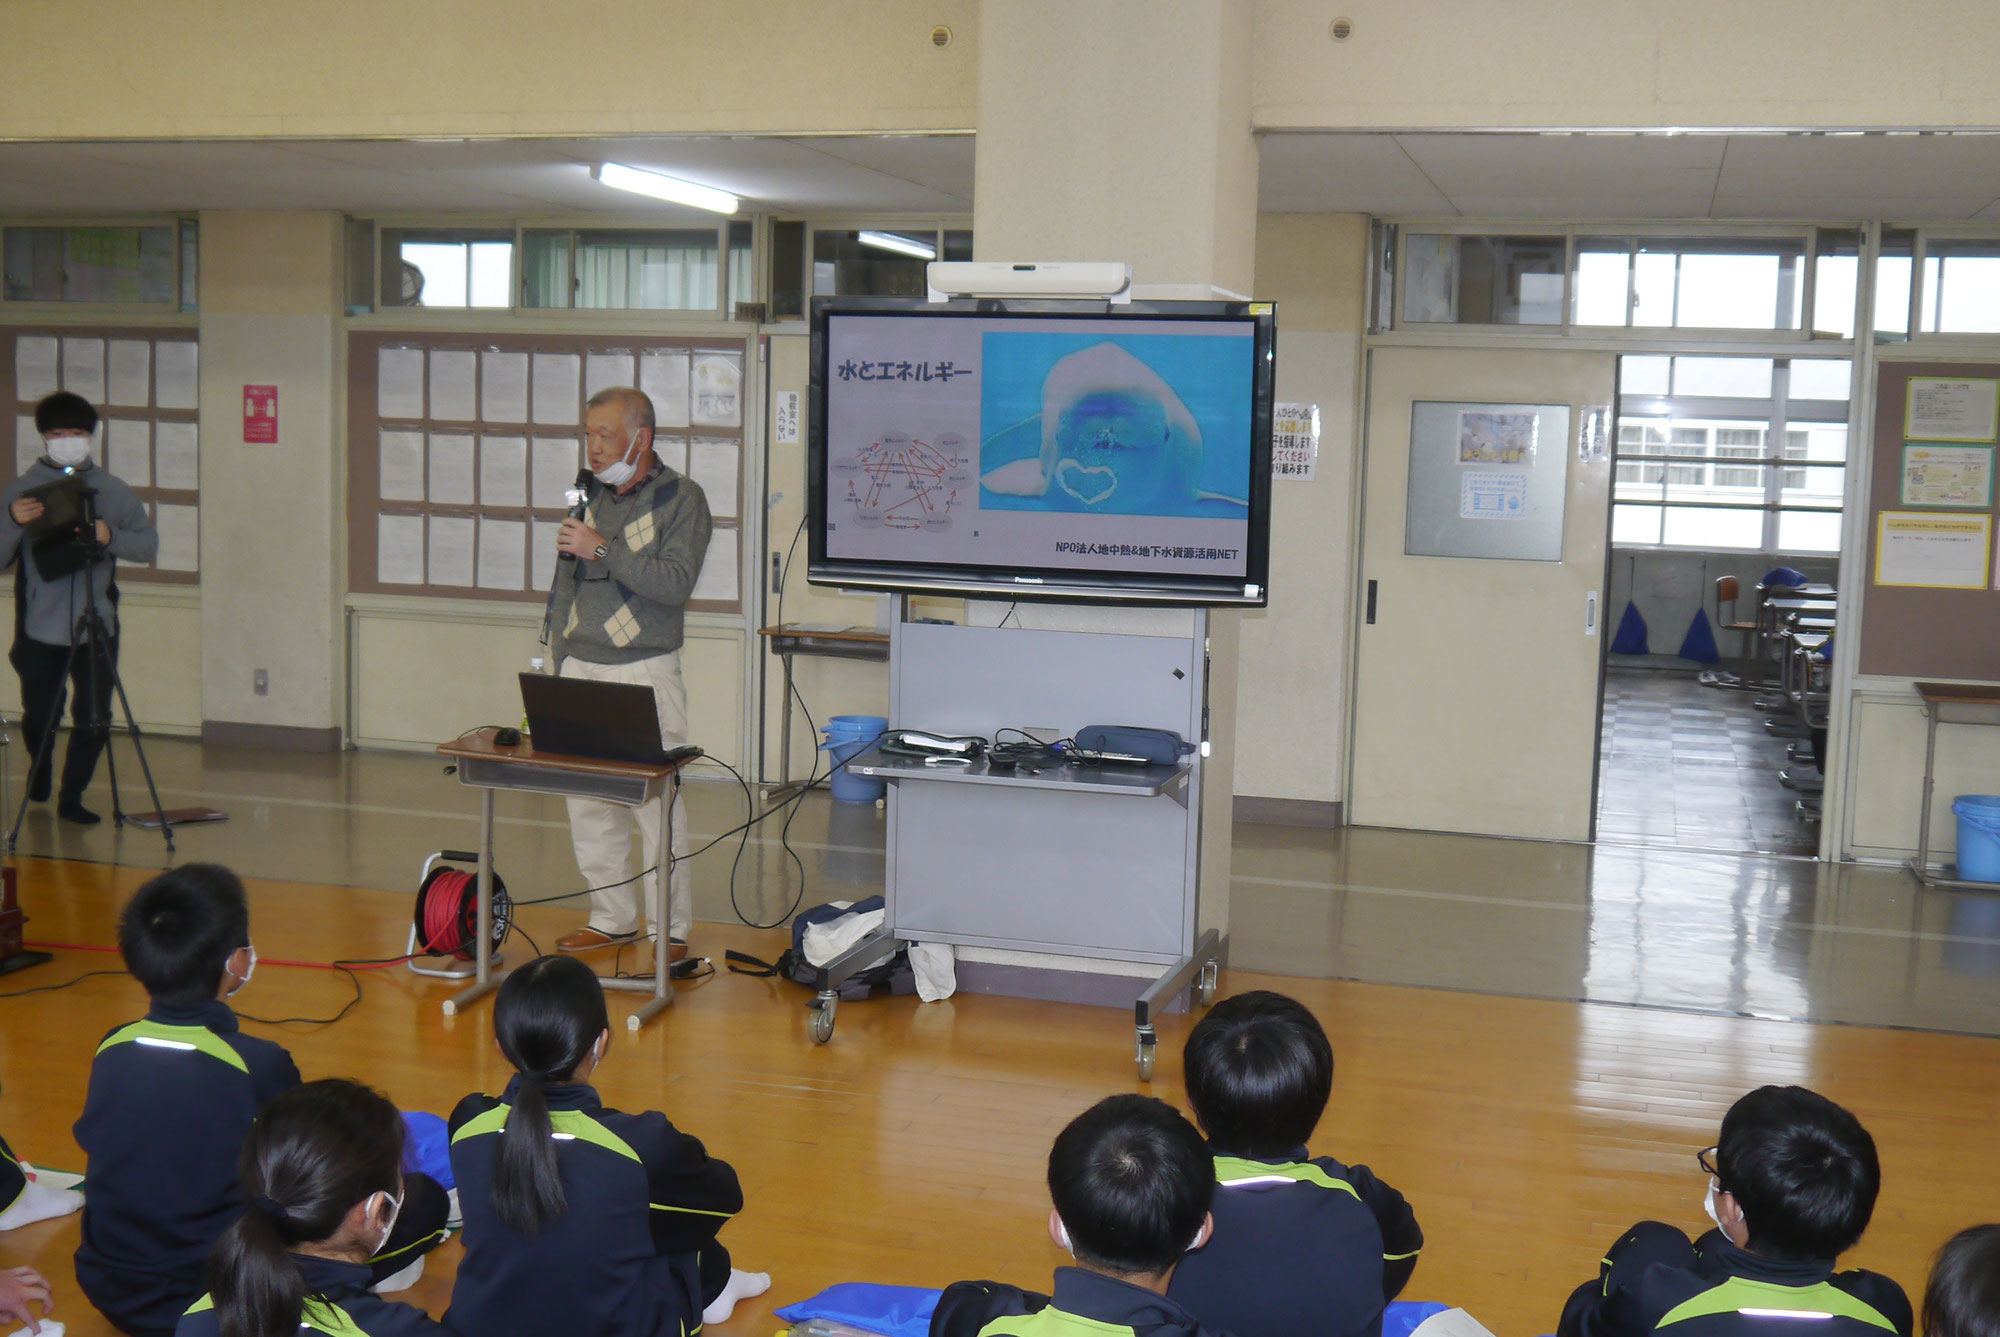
3, 857, 1996, 1337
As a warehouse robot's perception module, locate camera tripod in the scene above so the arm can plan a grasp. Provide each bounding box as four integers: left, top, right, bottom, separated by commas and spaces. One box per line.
7, 594, 174, 854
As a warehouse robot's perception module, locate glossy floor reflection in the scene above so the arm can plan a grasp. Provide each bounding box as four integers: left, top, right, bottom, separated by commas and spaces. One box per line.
18, 735, 2000, 1037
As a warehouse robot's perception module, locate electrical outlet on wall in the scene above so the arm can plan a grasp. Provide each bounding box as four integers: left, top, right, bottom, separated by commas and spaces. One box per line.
253, 669, 269, 697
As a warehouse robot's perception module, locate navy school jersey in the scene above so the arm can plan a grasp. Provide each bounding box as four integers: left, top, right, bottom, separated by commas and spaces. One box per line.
934, 1268, 1230, 1337
1167, 1149, 1423, 1337
1558, 1222, 1912, 1337
177, 1254, 447, 1337
445, 1076, 742, 1337
74, 999, 301, 1337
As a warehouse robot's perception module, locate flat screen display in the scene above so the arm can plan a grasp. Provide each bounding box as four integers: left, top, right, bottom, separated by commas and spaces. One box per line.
808, 297, 1273, 605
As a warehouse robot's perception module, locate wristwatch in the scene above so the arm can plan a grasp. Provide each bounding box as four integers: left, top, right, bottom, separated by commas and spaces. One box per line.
592, 542, 609, 560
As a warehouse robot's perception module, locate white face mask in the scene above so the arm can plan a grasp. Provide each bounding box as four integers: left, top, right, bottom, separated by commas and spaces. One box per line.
225, 944, 257, 998
45, 434, 91, 467
374, 1188, 404, 1253
593, 426, 646, 488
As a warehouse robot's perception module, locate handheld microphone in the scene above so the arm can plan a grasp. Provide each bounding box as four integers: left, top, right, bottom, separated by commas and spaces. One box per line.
558, 469, 592, 562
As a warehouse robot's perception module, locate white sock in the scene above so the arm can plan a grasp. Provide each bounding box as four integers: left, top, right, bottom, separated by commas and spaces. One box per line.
0, 1176, 84, 1231
370, 1256, 425, 1294
701, 1269, 771, 1326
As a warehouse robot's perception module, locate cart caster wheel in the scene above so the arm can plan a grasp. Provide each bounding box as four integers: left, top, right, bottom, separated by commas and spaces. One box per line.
1135, 1035, 1156, 1081
1197, 960, 1218, 1007
808, 994, 838, 1045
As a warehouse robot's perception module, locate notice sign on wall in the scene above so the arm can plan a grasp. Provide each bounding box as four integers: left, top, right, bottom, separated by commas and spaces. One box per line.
1272, 401, 1318, 480
243, 384, 278, 444
775, 389, 801, 445
1904, 377, 2000, 443
1875, 511, 1992, 589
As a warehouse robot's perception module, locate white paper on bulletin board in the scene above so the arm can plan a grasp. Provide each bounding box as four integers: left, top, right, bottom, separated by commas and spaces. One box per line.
1874, 510, 1991, 588
1460, 470, 1528, 519
427, 516, 475, 587
531, 437, 580, 510
1272, 402, 1319, 480
106, 418, 150, 486
106, 340, 151, 407
691, 528, 738, 604
481, 351, 529, 423
532, 352, 581, 426
378, 431, 425, 501
530, 519, 563, 591
689, 438, 738, 518
427, 433, 475, 506
377, 514, 426, 585
690, 352, 741, 427
1901, 443, 1994, 508
377, 346, 425, 420
154, 503, 199, 572
155, 422, 199, 490
641, 350, 690, 428
586, 352, 636, 402
62, 337, 105, 403
16, 416, 40, 475
14, 337, 58, 401
476, 517, 525, 591
155, 342, 199, 410
428, 350, 478, 422
1905, 377, 2000, 443
479, 435, 528, 508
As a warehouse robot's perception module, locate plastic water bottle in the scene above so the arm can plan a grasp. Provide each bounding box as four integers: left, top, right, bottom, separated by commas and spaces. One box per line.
522, 657, 545, 736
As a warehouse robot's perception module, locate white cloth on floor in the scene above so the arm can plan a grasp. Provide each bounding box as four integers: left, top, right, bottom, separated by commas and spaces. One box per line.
800, 903, 881, 966
908, 941, 956, 1002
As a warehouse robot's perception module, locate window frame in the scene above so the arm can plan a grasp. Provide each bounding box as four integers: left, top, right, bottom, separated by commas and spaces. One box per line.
0, 218, 199, 315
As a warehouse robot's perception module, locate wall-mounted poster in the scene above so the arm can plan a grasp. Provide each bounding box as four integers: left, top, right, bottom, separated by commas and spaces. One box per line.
1904, 377, 2000, 443
1457, 410, 1538, 465
1901, 443, 1994, 509
1875, 511, 1991, 589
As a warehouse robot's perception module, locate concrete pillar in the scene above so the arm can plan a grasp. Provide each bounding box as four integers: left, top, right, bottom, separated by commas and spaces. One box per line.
971, 0, 1259, 957
197, 212, 345, 748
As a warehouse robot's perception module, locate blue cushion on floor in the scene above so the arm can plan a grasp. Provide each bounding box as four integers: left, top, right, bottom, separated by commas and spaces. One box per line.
1383, 1302, 1451, 1337
774, 1283, 942, 1337
401, 1111, 453, 1190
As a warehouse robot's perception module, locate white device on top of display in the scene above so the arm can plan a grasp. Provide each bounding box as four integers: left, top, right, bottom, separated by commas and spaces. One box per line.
925, 260, 1131, 302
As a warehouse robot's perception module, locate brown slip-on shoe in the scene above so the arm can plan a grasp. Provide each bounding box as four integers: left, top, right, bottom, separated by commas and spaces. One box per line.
555, 927, 640, 953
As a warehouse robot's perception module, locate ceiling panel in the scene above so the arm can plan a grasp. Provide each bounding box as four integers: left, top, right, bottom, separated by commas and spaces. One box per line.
1711, 134, 2000, 220
1256, 133, 1453, 215
1396, 134, 1725, 220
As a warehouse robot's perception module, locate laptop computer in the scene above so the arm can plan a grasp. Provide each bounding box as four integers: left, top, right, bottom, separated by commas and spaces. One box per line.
518, 673, 674, 766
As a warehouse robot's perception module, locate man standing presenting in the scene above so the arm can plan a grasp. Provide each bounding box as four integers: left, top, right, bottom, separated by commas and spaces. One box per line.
548, 386, 711, 957
0, 392, 158, 825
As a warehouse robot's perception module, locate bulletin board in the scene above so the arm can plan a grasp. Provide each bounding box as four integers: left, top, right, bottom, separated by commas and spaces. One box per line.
1859, 361, 2000, 678
345, 331, 745, 613
2, 325, 202, 585
1404, 400, 1571, 561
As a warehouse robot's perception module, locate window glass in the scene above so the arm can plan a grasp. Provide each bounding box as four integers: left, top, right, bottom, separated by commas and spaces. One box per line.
179, 221, 199, 312
1574, 236, 1805, 329
1789, 359, 1851, 400
1922, 240, 2000, 334
727, 221, 755, 312
573, 230, 715, 310
520, 230, 571, 308
2, 225, 175, 304
942, 229, 974, 262
1776, 508, 1842, 552
1673, 357, 1774, 398
380, 229, 514, 308
1402, 234, 1564, 325
812, 229, 935, 299
1618, 356, 1671, 396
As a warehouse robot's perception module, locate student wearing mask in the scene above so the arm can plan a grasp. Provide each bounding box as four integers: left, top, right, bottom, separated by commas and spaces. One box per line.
177, 1079, 447, 1337
543, 386, 711, 959
0, 390, 158, 825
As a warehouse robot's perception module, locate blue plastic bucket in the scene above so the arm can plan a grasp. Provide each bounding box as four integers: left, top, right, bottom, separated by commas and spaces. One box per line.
1951, 795, 2000, 882
821, 714, 888, 804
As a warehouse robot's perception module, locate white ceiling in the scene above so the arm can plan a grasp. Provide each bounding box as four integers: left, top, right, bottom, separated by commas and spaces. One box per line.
3, 130, 2000, 223
0, 135, 976, 220
1258, 131, 2000, 221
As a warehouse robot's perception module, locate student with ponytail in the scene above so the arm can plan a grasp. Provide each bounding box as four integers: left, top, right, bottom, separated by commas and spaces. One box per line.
177, 1080, 446, 1337
447, 955, 766, 1337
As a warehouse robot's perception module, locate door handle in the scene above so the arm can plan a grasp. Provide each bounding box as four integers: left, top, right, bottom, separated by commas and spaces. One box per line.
1366, 579, 1378, 625
1585, 590, 1599, 636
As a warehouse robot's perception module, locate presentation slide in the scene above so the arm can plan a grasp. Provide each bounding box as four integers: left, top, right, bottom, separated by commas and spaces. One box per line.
823, 313, 1255, 580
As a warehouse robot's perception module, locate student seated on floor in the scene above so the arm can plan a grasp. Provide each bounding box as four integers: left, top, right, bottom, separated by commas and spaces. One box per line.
930, 1093, 1226, 1337
178, 1079, 447, 1337
74, 865, 449, 1337
1167, 990, 1422, 1337
446, 955, 767, 1337
1923, 1225, 2000, 1337
1559, 1085, 1912, 1337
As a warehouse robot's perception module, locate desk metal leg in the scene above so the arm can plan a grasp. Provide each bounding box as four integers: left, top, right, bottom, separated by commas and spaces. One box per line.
444, 789, 502, 1016
1911, 704, 1941, 885
625, 778, 678, 1031
1132, 928, 1222, 1079
764, 650, 803, 801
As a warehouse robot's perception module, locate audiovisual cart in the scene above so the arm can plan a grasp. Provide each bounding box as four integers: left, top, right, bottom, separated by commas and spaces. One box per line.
804, 596, 1223, 1078
1906, 681, 2000, 893
434, 727, 698, 1030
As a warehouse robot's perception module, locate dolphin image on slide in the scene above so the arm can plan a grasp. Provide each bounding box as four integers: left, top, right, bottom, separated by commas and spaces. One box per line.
979, 341, 1248, 514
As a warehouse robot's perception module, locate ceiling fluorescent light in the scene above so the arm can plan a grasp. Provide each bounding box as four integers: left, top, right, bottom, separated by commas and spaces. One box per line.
858, 230, 938, 260
593, 163, 739, 214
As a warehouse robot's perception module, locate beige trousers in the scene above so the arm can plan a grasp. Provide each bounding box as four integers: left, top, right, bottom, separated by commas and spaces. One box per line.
559, 652, 692, 940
